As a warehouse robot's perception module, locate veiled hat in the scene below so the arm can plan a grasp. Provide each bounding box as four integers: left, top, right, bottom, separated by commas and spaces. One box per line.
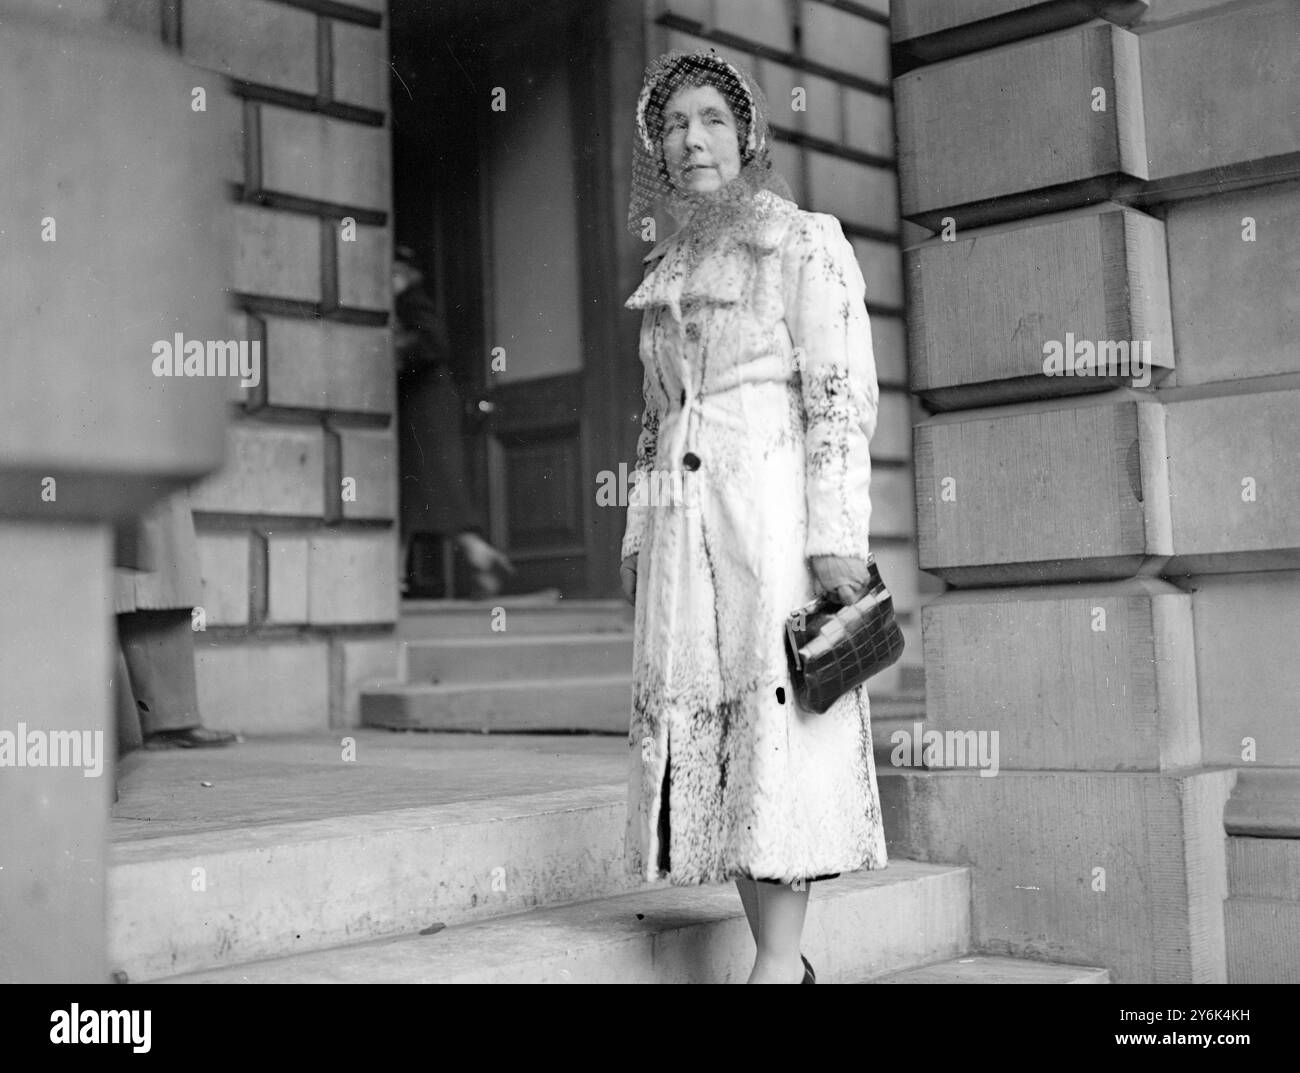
627, 49, 794, 237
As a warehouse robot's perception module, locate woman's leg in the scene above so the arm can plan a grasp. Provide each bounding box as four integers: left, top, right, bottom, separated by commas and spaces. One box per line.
735, 876, 759, 945
748, 880, 810, 984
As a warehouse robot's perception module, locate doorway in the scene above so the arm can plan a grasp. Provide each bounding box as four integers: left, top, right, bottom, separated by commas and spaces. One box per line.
390, 0, 643, 600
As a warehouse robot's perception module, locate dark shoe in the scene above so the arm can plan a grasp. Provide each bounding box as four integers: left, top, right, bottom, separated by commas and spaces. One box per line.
801, 954, 816, 984
144, 727, 237, 750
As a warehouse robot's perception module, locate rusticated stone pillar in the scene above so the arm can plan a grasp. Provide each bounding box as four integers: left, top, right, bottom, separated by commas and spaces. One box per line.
0, 4, 230, 982
889, 0, 1300, 982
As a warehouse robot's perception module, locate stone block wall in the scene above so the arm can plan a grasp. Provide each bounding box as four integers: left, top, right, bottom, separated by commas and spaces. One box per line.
889, 0, 1300, 982
109, 0, 400, 730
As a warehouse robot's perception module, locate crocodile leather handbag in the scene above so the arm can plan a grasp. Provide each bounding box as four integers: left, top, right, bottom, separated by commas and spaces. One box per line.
784, 554, 905, 714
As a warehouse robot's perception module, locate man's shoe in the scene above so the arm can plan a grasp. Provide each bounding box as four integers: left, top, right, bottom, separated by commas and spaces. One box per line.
144, 727, 237, 750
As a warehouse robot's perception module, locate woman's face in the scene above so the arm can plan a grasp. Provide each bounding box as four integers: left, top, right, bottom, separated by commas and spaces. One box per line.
660, 83, 742, 195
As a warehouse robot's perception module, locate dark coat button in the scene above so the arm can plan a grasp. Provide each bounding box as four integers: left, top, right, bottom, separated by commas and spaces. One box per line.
682, 451, 700, 471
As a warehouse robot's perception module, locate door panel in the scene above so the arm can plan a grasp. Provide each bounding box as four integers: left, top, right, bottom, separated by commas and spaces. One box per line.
485, 62, 584, 385
479, 22, 590, 592
490, 371, 587, 593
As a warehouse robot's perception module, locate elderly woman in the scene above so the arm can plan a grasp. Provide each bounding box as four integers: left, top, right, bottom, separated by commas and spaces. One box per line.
618, 50, 887, 984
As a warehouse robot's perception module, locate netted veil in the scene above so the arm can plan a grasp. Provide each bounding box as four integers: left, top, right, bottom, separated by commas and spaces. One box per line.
626, 49, 795, 238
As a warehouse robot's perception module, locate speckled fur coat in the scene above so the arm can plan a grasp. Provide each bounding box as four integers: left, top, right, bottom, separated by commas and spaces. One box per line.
622, 188, 888, 887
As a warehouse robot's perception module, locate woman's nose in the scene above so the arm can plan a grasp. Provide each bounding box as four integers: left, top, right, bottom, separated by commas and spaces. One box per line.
684, 118, 708, 149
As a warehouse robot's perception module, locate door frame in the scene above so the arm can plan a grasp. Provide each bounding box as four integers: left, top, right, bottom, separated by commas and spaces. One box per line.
569, 0, 649, 598
472, 0, 647, 597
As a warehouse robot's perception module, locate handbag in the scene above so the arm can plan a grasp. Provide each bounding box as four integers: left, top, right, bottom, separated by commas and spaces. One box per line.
784, 553, 905, 714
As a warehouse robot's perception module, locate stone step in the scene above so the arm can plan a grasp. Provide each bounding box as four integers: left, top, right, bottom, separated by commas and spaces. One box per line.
405, 633, 635, 683
1227, 831, 1300, 984
160, 861, 972, 983
1225, 896, 1300, 984
361, 675, 631, 732
867, 695, 929, 769
1224, 769, 1300, 838
868, 953, 1110, 984
1227, 833, 1300, 900
398, 598, 634, 640
365, 677, 921, 742
109, 784, 640, 983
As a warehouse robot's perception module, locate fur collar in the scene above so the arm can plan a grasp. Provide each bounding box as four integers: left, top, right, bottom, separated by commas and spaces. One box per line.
626, 189, 799, 316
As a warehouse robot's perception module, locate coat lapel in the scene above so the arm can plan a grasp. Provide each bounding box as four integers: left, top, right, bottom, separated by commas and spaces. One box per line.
625, 193, 794, 319
625, 234, 686, 320
625, 234, 748, 320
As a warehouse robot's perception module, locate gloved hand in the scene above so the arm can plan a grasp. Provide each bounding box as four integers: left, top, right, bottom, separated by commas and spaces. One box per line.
810, 554, 870, 605
620, 553, 639, 605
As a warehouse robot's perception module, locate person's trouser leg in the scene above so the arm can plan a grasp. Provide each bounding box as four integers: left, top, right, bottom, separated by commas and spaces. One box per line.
116, 609, 200, 737
113, 640, 144, 755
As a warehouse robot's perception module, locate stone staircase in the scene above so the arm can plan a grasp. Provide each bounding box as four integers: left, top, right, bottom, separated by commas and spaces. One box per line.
362, 596, 932, 761
107, 736, 1107, 983
1222, 769, 1300, 983
361, 596, 636, 732
103, 598, 1109, 984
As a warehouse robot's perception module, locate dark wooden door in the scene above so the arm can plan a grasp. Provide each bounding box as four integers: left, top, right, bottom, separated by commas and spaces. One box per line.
477, 17, 589, 595
391, 0, 646, 598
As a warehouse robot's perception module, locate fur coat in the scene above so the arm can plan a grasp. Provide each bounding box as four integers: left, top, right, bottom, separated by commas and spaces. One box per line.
622, 188, 889, 886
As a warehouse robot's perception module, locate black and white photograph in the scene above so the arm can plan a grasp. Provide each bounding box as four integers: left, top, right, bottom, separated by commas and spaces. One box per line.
1, 0, 1297, 1035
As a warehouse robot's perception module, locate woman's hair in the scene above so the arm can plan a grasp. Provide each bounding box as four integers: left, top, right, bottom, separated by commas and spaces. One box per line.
644, 53, 754, 168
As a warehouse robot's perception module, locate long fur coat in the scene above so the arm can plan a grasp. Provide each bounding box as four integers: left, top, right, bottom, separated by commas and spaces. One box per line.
622, 189, 889, 886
